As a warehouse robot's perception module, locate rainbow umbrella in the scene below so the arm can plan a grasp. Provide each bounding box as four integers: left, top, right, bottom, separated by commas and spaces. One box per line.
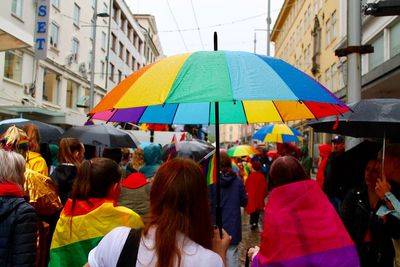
227, 145, 261, 158
90, 51, 349, 123
253, 123, 303, 143
89, 40, 349, 231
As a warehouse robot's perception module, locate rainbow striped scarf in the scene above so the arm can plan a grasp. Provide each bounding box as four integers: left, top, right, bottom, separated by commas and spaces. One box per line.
252, 180, 359, 267
49, 198, 143, 267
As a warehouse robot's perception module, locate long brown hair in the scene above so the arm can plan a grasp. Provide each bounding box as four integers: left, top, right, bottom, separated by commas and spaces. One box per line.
58, 138, 83, 166
21, 124, 41, 152
144, 158, 213, 267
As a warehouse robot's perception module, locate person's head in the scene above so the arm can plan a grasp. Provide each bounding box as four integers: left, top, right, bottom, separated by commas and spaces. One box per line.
0, 126, 29, 157
331, 135, 345, 155
21, 124, 41, 153
143, 143, 162, 165
383, 144, 400, 183
364, 159, 381, 189
145, 158, 212, 267
269, 155, 309, 190
49, 143, 59, 166
131, 147, 144, 170
58, 138, 85, 166
220, 152, 232, 174
102, 148, 122, 164
71, 157, 122, 203
121, 148, 131, 162
252, 160, 262, 171
0, 150, 26, 189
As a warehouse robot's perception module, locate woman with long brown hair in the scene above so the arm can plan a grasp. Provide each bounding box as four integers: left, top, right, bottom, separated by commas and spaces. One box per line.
50, 137, 85, 205
88, 158, 231, 267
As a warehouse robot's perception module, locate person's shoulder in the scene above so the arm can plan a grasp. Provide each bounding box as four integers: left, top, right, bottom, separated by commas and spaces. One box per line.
182, 240, 224, 266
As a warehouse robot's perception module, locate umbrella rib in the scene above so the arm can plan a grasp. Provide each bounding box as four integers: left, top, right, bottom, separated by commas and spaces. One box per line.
240, 101, 249, 125
301, 101, 319, 120
272, 101, 284, 122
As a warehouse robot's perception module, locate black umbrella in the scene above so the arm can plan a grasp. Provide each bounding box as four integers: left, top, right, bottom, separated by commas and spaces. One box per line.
308, 98, 400, 139
62, 125, 139, 148
0, 119, 64, 144
162, 138, 215, 162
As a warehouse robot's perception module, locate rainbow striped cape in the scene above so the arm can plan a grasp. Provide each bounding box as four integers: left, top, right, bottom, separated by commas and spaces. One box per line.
252, 180, 359, 267
49, 199, 143, 267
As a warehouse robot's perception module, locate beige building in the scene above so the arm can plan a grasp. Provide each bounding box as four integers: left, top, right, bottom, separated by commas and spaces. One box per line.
271, 0, 343, 159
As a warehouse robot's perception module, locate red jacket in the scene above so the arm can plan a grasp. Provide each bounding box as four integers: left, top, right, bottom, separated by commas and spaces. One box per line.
245, 171, 268, 214
316, 144, 332, 189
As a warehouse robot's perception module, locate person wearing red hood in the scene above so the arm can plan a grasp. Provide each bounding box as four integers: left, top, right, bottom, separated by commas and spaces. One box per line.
118, 171, 151, 224
316, 144, 332, 189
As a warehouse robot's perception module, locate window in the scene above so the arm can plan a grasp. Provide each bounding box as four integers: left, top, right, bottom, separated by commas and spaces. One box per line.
332, 11, 337, 40
131, 56, 135, 70
50, 22, 59, 48
72, 38, 79, 61
51, 0, 60, 9
111, 33, 116, 52
100, 61, 105, 80
119, 42, 124, 59
127, 24, 133, 42
126, 50, 130, 66
118, 70, 122, 83
137, 63, 140, 70
325, 19, 331, 46
121, 16, 126, 32
369, 35, 384, 70
73, 3, 80, 26
112, 3, 118, 22
90, 20, 95, 40
133, 31, 138, 48
331, 63, 337, 92
390, 21, 400, 57
101, 32, 106, 50
11, 0, 23, 18
66, 80, 79, 109
92, 0, 95, 9
3, 50, 22, 82
109, 63, 115, 81
138, 39, 143, 53
325, 67, 331, 90
42, 68, 59, 104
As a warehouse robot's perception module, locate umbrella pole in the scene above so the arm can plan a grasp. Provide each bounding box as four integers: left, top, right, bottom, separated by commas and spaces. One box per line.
214, 31, 223, 238
382, 131, 386, 180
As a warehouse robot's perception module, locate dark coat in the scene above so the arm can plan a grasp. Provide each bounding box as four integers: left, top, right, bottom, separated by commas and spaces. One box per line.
209, 171, 247, 245
341, 186, 394, 267
0, 189, 37, 267
50, 164, 77, 205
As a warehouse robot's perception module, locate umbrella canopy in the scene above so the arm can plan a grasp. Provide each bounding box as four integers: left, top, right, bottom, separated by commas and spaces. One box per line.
61, 125, 139, 148
162, 139, 215, 162
90, 51, 349, 123
308, 98, 400, 138
227, 145, 261, 158
253, 124, 303, 143
0, 119, 64, 144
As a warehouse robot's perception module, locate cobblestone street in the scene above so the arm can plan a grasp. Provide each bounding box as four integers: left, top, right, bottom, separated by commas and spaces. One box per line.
238, 210, 262, 267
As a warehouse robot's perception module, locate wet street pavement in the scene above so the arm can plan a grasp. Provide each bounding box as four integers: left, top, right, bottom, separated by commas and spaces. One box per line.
238, 210, 262, 267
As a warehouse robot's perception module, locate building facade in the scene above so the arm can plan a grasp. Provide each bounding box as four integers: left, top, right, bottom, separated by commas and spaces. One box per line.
0, 0, 163, 126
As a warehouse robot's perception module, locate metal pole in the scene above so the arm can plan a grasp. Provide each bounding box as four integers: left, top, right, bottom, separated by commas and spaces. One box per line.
254, 32, 257, 53
104, 0, 113, 91
214, 31, 222, 239
347, 0, 361, 103
89, 0, 98, 111
266, 0, 271, 56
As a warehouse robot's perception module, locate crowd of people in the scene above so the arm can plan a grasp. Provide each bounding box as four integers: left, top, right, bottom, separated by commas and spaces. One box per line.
2, 123, 400, 267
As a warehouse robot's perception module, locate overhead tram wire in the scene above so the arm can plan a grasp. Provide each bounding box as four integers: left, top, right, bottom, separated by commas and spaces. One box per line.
166, 0, 189, 52
190, 0, 205, 49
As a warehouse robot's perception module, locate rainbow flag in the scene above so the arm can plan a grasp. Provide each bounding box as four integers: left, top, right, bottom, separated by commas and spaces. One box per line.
167, 135, 177, 161
252, 180, 359, 267
231, 159, 241, 176
49, 199, 143, 267
203, 152, 217, 185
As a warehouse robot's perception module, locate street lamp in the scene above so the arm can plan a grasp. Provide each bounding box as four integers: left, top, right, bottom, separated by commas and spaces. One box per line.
89, 0, 109, 111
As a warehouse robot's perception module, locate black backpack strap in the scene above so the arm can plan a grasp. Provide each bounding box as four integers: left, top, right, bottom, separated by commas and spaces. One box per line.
116, 228, 143, 267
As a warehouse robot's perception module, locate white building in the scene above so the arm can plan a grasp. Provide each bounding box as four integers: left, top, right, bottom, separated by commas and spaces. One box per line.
0, 0, 163, 126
